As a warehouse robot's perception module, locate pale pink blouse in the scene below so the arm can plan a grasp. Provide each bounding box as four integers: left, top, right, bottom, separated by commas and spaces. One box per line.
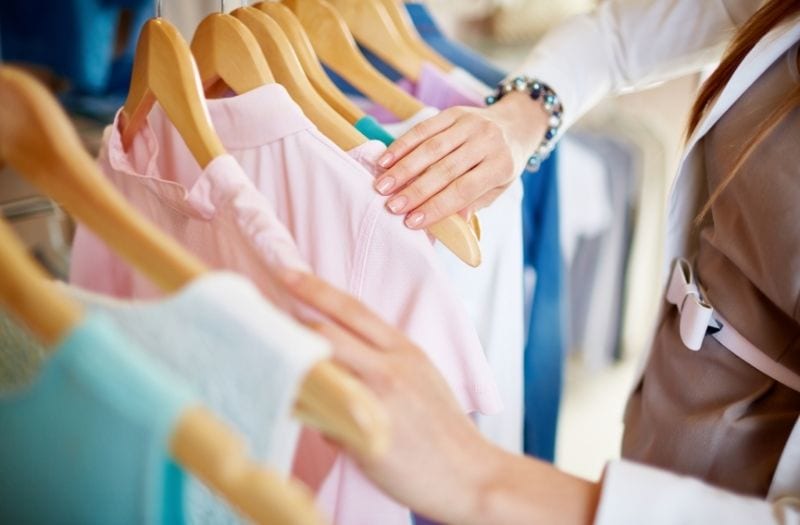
70, 84, 500, 525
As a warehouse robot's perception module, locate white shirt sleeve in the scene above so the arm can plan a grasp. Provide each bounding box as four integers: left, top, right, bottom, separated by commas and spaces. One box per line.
510, 0, 762, 130
595, 460, 800, 525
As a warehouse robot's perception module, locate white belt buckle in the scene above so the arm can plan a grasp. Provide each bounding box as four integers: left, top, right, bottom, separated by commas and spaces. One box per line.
666, 258, 714, 351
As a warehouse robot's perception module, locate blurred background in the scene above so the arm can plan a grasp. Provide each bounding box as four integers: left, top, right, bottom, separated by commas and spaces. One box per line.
0, 0, 701, 481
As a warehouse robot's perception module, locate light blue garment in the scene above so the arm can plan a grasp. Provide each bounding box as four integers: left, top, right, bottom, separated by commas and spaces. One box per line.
521, 149, 564, 462
354, 115, 396, 146
404, 2, 506, 87
0, 1, 151, 95
0, 314, 193, 524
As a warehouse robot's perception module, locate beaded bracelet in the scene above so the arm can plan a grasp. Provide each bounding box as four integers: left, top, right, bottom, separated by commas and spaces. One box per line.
485, 76, 563, 171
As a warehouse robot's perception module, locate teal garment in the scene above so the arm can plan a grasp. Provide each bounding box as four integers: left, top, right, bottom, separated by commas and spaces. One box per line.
0, 314, 194, 524
354, 115, 396, 146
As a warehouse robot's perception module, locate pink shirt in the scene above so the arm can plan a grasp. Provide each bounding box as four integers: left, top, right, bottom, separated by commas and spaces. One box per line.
193, 84, 499, 417
71, 84, 500, 525
70, 140, 308, 313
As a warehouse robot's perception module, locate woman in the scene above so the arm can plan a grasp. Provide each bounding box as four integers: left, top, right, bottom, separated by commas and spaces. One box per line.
284, 0, 800, 522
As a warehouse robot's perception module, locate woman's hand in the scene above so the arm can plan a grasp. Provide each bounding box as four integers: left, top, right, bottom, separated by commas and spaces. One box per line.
374, 92, 548, 229
280, 269, 500, 523
279, 270, 600, 525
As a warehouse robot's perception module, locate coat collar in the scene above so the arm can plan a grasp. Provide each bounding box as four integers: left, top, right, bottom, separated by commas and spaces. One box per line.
684, 13, 800, 156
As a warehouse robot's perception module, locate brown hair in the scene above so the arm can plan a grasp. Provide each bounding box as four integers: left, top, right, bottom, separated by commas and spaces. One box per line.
688, 0, 800, 225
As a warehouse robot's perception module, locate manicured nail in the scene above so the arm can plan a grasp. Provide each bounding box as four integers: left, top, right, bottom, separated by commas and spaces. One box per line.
387, 195, 408, 214
375, 176, 395, 195
378, 152, 395, 168
405, 212, 425, 228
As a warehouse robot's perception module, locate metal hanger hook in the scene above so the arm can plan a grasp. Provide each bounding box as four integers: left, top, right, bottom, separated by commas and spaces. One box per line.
155, 0, 162, 18
221, 0, 225, 12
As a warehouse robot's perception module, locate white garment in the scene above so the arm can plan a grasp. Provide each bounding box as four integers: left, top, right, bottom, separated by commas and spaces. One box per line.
518, 0, 800, 521
433, 179, 526, 453
396, 75, 526, 453
557, 136, 612, 265
382, 106, 440, 137
63, 273, 329, 524
161, 0, 218, 40
447, 68, 494, 98
439, 67, 527, 454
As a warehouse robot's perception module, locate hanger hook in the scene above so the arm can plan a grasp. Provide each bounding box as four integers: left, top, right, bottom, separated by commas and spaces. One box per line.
155, 0, 162, 18
221, 0, 225, 12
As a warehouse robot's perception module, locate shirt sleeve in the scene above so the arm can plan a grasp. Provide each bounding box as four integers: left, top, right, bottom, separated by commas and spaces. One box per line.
594, 460, 800, 525
510, 0, 761, 131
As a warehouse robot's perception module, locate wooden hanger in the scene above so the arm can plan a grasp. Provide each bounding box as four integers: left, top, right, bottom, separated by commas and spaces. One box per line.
190, 8, 275, 98
0, 64, 388, 465
121, 17, 225, 169
255, 2, 364, 124
0, 220, 82, 346
428, 216, 481, 267
261, 2, 480, 267
0, 218, 322, 525
325, 0, 424, 81
232, 6, 367, 151
377, 0, 454, 72
284, 0, 425, 120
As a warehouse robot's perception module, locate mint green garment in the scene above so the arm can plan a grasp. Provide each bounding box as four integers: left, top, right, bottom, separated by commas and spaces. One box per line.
0, 314, 194, 524
354, 115, 396, 146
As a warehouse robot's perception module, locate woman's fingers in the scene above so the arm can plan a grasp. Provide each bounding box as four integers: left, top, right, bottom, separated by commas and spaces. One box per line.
376, 111, 457, 170
403, 162, 502, 230
385, 142, 485, 215
311, 322, 385, 379
375, 119, 472, 202
372, 105, 525, 231
280, 270, 401, 350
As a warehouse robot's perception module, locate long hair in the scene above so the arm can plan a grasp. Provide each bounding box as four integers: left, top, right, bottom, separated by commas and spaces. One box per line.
688, 0, 800, 225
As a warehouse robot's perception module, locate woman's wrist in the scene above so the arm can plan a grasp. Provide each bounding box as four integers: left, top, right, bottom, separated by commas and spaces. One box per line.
486, 76, 564, 171
486, 91, 550, 169
461, 447, 601, 525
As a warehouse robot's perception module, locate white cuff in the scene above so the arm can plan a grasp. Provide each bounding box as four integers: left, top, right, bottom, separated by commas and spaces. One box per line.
594, 460, 787, 525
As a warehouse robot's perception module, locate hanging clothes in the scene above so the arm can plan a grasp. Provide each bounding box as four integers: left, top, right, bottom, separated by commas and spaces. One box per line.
352, 70, 527, 455
0, 0, 153, 121
403, 2, 507, 87
567, 132, 638, 369
520, 149, 563, 462
1, 272, 329, 523
186, 84, 498, 418
358, 62, 491, 123
351, 133, 527, 455
0, 0, 152, 95
367, 4, 567, 461
70, 148, 309, 309
336, 29, 569, 458
65, 274, 329, 523
70, 85, 501, 525
0, 314, 194, 524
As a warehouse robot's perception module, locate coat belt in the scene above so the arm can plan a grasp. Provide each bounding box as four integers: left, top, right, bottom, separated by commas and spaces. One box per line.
666, 258, 800, 393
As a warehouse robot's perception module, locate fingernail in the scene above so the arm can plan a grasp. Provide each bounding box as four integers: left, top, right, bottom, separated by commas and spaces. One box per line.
405, 212, 425, 228
387, 195, 408, 214
375, 176, 395, 195
378, 152, 394, 168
